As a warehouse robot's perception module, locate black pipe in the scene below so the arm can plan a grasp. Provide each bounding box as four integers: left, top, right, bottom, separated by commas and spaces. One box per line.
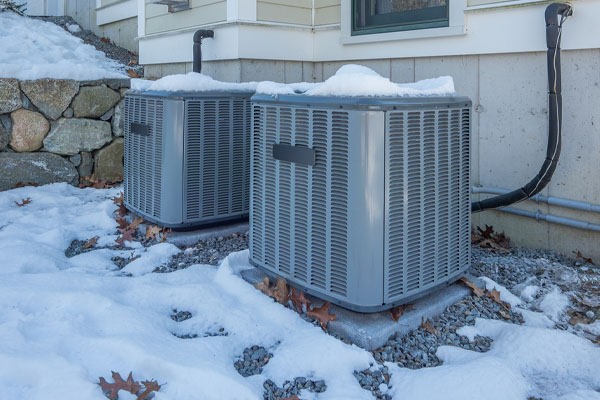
471, 3, 573, 213
193, 29, 214, 73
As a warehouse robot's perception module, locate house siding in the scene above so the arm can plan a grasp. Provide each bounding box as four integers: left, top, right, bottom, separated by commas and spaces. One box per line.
315, 0, 341, 25
145, 0, 227, 35
257, 0, 313, 25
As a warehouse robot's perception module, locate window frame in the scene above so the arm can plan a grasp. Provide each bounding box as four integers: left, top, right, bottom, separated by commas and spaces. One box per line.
351, 0, 450, 36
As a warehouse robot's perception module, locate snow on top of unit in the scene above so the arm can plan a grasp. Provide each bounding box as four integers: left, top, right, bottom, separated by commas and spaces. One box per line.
0, 12, 126, 80
256, 64, 456, 97
131, 72, 260, 92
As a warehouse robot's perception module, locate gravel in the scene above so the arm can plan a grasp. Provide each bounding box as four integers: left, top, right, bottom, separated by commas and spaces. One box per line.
263, 377, 327, 400
33, 16, 144, 77
154, 231, 249, 273
234, 346, 274, 377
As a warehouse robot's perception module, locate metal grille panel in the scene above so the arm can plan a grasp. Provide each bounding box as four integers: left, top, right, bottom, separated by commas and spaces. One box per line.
124, 96, 163, 219
251, 105, 349, 299
385, 107, 471, 302
184, 98, 251, 222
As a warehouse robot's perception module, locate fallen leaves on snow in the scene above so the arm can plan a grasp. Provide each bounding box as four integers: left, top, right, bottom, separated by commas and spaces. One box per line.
307, 302, 337, 330
253, 277, 290, 305
145, 225, 162, 240
14, 197, 31, 207
98, 372, 161, 400
290, 287, 311, 313
459, 277, 484, 297
83, 236, 99, 249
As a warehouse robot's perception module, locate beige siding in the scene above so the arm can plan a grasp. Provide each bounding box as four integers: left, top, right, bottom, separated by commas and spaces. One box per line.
145, 0, 227, 35
314, 0, 340, 25
257, 0, 312, 25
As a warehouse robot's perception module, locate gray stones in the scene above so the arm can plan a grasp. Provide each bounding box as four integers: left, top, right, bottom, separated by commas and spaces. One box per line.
100, 108, 113, 121
112, 99, 124, 137
0, 79, 22, 114
44, 118, 112, 155
72, 86, 120, 118
263, 378, 327, 400
69, 153, 81, 167
9, 109, 50, 152
0, 152, 78, 190
63, 107, 74, 118
0, 117, 10, 151
78, 151, 93, 178
93, 138, 124, 181
20, 79, 79, 120
235, 346, 274, 377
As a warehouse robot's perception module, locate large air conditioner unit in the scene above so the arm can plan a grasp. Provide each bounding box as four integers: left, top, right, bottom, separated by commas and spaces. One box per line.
250, 94, 472, 312
123, 91, 252, 227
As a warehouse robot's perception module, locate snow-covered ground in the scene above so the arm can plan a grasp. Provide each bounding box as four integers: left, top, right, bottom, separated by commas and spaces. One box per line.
0, 12, 126, 80
0, 183, 599, 400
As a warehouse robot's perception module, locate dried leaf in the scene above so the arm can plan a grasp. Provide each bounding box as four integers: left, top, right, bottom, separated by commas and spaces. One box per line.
83, 236, 99, 249
116, 216, 128, 230
128, 59, 139, 66
98, 371, 142, 400
307, 302, 337, 330
568, 312, 592, 326
499, 310, 511, 319
100, 37, 112, 44
485, 288, 511, 311
137, 380, 161, 400
573, 250, 595, 266
15, 197, 31, 207
290, 288, 311, 314
146, 225, 162, 240
116, 228, 135, 247
13, 181, 39, 188
390, 304, 415, 322
472, 225, 510, 251
477, 224, 495, 239
128, 217, 144, 231
127, 69, 140, 78
459, 277, 484, 297
113, 193, 124, 205
160, 227, 171, 243
254, 277, 273, 296
282, 397, 301, 400
273, 277, 290, 304
420, 317, 439, 335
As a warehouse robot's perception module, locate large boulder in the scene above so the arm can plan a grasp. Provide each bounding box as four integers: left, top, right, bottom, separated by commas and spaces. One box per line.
20, 79, 79, 120
112, 98, 124, 137
43, 118, 112, 155
0, 79, 22, 114
9, 109, 50, 152
72, 86, 120, 118
93, 138, 124, 181
0, 152, 78, 191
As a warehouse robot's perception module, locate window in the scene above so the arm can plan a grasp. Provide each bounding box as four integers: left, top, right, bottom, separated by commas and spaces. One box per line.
352, 0, 449, 35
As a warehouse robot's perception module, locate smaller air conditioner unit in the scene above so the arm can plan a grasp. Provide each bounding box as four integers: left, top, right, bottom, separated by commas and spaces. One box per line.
123, 90, 252, 228
250, 93, 472, 312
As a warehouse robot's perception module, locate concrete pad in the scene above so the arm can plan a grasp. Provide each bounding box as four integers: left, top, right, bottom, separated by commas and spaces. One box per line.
165, 221, 249, 247
241, 267, 471, 351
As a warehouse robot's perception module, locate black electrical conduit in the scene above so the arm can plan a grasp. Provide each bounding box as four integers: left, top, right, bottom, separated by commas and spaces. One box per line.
471, 2, 573, 213
193, 29, 214, 73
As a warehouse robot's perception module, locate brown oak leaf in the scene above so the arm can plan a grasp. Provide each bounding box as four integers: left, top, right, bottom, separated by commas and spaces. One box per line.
127, 69, 140, 78
290, 288, 311, 313
477, 224, 495, 239
459, 277, 484, 297
137, 380, 161, 400
98, 371, 142, 400
116, 228, 135, 246
273, 277, 290, 305
116, 216, 128, 230
420, 317, 439, 335
14, 181, 39, 188
485, 288, 511, 311
307, 302, 337, 330
15, 198, 32, 207
83, 236, 99, 249
573, 250, 595, 266
128, 217, 144, 231
390, 304, 415, 322
160, 227, 171, 243
146, 225, 162, 240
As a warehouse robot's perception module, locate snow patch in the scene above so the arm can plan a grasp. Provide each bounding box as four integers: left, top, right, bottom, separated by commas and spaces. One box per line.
0, 12, 125, 80
539, 286, 570, 321
66, 23, 81, 33
479, 276, 523, 307
520, 285, 540, 302
131, 73, 258, 93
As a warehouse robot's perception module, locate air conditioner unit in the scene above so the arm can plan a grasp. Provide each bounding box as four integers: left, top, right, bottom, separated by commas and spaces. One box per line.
123, 91, 252, 228
250, 94, 472, 312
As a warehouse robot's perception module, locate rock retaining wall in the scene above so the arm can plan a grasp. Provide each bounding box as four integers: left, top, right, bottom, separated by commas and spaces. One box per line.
0, 77, 129, 191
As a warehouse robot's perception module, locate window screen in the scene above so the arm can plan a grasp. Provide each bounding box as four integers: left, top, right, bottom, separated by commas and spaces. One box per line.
352, 0, 449, 35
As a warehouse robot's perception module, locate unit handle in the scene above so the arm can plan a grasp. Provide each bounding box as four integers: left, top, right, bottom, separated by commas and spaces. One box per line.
272, 143, 316, 166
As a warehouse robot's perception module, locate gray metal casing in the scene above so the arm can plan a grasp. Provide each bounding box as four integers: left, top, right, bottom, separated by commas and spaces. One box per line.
250, 94, 472, 312
124, 91, 252, 228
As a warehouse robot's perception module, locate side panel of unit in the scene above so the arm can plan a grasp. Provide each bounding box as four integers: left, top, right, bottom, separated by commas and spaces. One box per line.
184, 97, 251, 223
250, 103, 385, 310
124, 95, 184, 225
383, 105, 471, 304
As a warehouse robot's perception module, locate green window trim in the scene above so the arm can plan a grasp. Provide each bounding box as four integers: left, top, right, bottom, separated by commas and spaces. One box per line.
352, 0, 449, 36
